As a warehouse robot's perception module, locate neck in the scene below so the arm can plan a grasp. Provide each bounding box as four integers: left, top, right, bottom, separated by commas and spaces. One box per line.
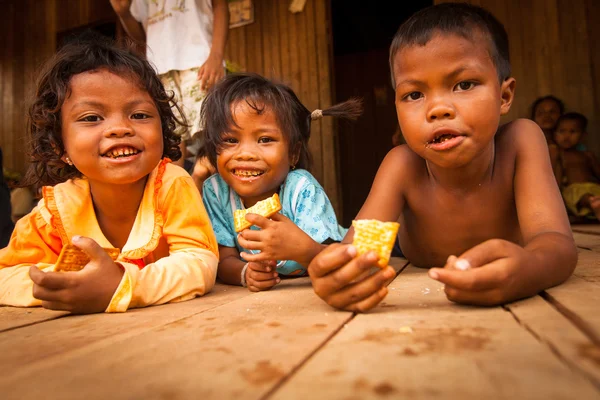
426, 141, 495, 191
89, 178, 148, 221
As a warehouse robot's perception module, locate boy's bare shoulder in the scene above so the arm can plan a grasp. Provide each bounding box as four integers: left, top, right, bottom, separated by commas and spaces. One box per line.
496, 118, 547, 154
380, 144, 425, 179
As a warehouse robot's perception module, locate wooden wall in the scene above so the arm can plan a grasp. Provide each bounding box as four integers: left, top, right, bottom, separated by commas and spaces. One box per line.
224, 0, 338, 212
436, 0, 600, 154
0, 0, 116, 176
1, 0, 339, 212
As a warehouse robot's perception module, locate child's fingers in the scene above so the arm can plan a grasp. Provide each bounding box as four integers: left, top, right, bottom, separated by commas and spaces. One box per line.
32, 284, 67, 303
269, 212, 289, 222
247, 277, 280, 291
247, 261, 273, 272
320, 251, 380, 290
244, 213, 272, 228
443, 285, 504, 306
346, 286, 389, 313
29, 266, 72, 290
71, 236, 111, 263
240, 252, 269, 262
238, 229, 262, 242
308, 244, 356, 278
237, 235, 263, 251
456, 239, 513, 269
324, 267, 394, 310
41, 300, 73, 312
248, 269, 278, 282
429, 260, 507, 291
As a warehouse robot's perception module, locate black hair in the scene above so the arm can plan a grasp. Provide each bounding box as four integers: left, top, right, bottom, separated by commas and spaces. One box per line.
22, 34, 186, 187
389, 3, 511, 86
201, 73, 362, 170
530, 95, 565, 120
556, 112, 588, 132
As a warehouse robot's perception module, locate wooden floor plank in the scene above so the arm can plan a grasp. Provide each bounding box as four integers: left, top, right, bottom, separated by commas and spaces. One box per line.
0, 283, 250, 377
573, 232, 600, 251
543, 274, 600, 344
506, 295, 600, 388
573, 250, 600, 284
271, 267, 600, 400
572, 224, 600, 236
0, 306, 68, 332
0, 278, 353, 400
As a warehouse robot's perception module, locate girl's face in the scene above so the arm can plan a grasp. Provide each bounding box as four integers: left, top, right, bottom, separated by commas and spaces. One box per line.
217, 101, 295, 207
60, 69, 164, 189
534, 99, 561, 130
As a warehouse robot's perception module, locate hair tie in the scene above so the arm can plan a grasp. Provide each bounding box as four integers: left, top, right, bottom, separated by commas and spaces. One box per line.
310, 109, 323, 120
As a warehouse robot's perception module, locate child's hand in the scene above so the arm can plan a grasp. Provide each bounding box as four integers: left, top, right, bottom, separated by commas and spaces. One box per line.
238, 213, 322, 267
245, 260, 280, 292
28, 236, 124, 314
428, 239, 532, 306
308, 244, 396, 312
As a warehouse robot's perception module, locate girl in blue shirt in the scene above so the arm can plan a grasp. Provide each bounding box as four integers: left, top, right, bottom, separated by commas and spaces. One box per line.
201, 73, 361, 291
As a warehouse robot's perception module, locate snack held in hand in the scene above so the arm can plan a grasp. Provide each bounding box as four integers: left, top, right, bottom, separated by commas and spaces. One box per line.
234, 193, 282, 232
54, 244, 120, 272
352, 220, 400, 268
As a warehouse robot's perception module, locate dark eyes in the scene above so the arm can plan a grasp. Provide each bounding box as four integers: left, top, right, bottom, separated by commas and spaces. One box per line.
131, 113, 150, 119
223, 137, 238, 144
404, 92, 423, 101
456, 81, 476, 91
258, 137, 275, 143
79, 115, 101, 122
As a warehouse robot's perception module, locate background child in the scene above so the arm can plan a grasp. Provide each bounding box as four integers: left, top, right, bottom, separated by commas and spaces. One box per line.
0, 37, 219, 314
201, 73, 361, 292
550, 112, 600, 220
531, 95, 564, 145
308, 3, 577, 312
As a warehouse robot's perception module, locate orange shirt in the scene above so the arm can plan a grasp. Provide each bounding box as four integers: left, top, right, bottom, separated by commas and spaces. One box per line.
0, 160, 218, 312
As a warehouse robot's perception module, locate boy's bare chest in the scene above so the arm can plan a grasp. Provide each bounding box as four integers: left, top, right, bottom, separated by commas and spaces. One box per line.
400, 181, 520, 266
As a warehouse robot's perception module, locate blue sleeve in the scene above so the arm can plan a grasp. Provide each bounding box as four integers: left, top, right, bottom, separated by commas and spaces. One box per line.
202, 179, 236, 248
292, 182, 347, 244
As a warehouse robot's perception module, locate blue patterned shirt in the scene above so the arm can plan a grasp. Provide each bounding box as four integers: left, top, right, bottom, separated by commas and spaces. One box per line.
202, 169, 347, 275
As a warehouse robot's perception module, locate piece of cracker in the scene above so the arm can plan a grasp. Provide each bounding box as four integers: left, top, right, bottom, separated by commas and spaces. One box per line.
54, 244, 120, 272
352, 219, 400, 268
234, 193, 282, 232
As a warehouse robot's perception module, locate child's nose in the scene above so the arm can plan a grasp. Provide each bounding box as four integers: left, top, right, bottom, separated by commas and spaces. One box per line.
234, 144, 258, 160
104, 126, 133, 138
427, 99, 455, 121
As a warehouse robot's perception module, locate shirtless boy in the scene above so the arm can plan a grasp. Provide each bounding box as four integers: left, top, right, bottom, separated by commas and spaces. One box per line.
308, 3, 577, 312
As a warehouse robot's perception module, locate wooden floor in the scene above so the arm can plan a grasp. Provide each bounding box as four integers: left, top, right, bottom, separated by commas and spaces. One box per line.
2, 228, 600, 400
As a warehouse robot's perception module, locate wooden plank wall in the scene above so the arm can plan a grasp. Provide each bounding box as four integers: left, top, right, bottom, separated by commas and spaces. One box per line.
436, 0, 600, 155
0, 0, 116, 177
224, 0, 338, 212
1, 0, 339, 213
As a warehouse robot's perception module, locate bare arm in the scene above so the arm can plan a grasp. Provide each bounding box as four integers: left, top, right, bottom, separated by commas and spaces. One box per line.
210, 0, 229, 63
110, 0, 146, 43
217, 245, 246, 285
515, 120, 576, 292
585, 151, 600, 181
197, 0, 230, 89
548, 144, 563, 186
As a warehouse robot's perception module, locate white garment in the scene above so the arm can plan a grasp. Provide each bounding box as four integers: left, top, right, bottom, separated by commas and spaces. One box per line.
130, 0, 214, 75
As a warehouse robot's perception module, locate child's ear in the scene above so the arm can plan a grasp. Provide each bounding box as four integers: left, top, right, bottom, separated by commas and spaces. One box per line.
500, 77, 516, 116
291, 143, 301, 168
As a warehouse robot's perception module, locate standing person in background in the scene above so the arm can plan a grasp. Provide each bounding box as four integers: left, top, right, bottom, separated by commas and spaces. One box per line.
0, 149, 14, 248
531, 95, 564, 146
110, 0, 229, 180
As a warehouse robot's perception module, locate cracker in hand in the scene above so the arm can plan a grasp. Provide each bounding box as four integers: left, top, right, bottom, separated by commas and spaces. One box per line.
352, 219, 400, 268
234, 193, 282, 232
54, 244, 120, 272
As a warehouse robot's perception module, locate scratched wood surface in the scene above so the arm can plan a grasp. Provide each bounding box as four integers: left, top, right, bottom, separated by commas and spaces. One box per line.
1, 249, 600, 399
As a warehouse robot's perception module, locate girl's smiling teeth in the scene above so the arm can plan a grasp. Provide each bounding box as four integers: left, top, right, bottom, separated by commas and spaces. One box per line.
429, 134, 456, 144
233, 169, 264, 177
102, 146, 140, 158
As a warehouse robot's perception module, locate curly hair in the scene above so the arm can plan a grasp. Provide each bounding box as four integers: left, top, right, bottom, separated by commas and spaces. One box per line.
22, 35, 186, 187
201, 73, 362, 171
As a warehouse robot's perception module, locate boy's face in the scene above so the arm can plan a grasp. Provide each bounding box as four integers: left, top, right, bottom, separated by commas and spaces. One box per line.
391, 32, 514, 168
554, 120, 584, 150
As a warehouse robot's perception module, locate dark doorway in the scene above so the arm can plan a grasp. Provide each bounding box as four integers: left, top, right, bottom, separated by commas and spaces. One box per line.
331, 0, 432, 226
